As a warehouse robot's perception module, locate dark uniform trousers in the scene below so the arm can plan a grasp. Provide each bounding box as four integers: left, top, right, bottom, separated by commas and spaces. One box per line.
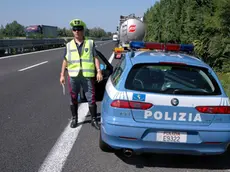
67, 70, 99, 129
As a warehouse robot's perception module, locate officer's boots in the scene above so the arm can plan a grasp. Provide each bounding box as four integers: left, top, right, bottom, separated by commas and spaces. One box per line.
89, 104, 100, 130
70, 104, 78, 128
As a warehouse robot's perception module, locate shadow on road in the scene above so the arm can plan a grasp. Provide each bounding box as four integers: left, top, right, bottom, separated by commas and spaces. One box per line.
115, 151, 230, 170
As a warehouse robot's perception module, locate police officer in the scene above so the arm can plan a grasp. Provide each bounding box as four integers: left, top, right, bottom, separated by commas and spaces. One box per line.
60, 19, 103, 130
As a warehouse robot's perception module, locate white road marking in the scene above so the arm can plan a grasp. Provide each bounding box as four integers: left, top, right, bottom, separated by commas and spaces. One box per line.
38, 49, 114, 172
109, 52, 114, 63
18, 61, 48, 71
38, 103, 89, 172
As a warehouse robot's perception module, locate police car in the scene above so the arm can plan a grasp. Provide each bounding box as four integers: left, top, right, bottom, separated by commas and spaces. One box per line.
97, 41, 230, 157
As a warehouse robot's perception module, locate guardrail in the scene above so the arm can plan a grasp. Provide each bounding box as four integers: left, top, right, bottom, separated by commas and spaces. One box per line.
0, 37, 111, 56
0, 38, 66, 50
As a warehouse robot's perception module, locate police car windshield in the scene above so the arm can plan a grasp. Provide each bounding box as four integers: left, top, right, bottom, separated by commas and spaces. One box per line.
125, 64, 221, 95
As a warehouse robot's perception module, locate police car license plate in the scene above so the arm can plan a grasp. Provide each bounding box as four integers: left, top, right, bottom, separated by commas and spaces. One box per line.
156, 131, 187, 143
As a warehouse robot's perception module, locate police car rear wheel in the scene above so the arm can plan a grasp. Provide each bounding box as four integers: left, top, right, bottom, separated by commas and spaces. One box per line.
99, 131, 113, 152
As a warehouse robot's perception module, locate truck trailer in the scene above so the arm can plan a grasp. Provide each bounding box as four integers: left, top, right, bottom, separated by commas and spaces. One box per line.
117, 14, 145, 47
25, 25, 58, 38
114, 14, 146, 58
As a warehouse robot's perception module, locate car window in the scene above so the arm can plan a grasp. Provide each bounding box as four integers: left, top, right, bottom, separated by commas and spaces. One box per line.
125, 64, 221, 95
95, 49, 113, 73
111, 58, 126, 86
95, 50, 107, 69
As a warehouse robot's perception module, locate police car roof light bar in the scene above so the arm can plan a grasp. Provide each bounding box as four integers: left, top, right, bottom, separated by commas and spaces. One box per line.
129, 41, 194, 52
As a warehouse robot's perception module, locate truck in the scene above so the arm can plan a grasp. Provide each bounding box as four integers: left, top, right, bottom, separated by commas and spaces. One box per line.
25, 25, 58, 38
114, 14, 146, 58
117, 14, 145, 47
112, 34, 118, 42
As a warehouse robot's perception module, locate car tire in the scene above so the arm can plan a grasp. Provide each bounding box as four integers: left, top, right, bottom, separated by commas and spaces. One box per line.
99, 131, 113, 152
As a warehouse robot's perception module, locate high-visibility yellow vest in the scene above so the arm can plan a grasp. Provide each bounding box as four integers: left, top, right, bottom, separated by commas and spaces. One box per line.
65, 38, 95, 77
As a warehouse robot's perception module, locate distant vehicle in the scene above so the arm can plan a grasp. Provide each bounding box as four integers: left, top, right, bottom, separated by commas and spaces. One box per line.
25, 25, 58, 38
99, 41, 230, 157
112, 34, 118, 42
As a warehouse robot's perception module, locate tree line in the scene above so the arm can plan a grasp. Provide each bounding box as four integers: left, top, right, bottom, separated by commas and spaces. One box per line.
0, 21, 112, 39
143, 0, 230, 72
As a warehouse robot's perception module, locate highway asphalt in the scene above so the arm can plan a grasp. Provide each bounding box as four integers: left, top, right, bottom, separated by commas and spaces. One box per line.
0, 40, 230, 172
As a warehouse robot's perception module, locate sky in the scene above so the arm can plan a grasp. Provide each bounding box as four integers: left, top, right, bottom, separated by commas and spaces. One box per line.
0, 0, 158, 32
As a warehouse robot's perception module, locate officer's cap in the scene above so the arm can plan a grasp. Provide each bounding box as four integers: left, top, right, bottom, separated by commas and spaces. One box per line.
69, 19, 86, 30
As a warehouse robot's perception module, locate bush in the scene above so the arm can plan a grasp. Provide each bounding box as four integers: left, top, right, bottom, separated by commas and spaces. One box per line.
216, 72, 230, 97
